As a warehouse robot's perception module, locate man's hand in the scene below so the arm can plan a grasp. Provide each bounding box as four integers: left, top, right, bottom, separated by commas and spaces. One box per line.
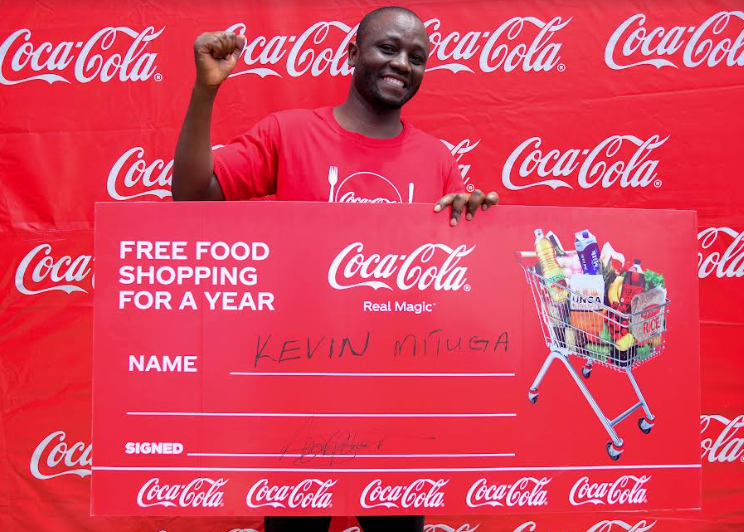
434, 190, 499, 226
193, 32, 247, 89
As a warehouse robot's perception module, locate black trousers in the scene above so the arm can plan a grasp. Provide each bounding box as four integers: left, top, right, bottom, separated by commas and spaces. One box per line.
264, 515, 425, 532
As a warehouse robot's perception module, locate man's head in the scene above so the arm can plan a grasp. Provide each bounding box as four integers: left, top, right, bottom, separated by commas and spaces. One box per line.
348, 7, 429, 111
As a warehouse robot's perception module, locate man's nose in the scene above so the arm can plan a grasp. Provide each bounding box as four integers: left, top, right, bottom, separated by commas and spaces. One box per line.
389, 52, 411, 73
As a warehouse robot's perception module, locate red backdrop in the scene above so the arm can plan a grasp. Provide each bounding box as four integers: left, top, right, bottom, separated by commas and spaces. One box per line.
1, 1, 743, 531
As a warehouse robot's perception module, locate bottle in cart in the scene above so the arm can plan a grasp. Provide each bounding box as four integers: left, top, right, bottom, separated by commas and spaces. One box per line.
620, 260, 645, 311
534, 229, 568, 303
614, 259, 645, 367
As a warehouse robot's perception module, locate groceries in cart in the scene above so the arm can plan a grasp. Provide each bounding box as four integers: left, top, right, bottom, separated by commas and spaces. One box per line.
529, 228, 668, 369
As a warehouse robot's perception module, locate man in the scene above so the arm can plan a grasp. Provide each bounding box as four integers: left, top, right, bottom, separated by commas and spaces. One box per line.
172, 6, 499, 531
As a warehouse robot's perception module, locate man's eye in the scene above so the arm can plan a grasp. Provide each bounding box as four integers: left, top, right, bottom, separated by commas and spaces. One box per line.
411, 55, 425, 65
379, 45, 395, 53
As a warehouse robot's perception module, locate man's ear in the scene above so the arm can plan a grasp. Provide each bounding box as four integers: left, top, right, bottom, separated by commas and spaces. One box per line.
348, 40, 359, 67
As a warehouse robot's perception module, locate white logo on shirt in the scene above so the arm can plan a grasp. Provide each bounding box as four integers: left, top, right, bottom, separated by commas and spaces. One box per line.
327, 167, 413, 203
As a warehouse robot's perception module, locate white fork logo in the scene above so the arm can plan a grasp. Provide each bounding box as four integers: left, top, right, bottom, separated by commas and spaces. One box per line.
328, 165, 338, 202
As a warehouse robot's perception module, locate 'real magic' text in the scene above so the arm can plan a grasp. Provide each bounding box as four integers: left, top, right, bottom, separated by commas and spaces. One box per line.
364, 300, 435, 314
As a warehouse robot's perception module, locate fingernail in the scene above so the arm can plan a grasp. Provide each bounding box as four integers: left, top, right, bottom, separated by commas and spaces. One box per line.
434, 204, 441, 212
466, 213, 473, 220
450, 218, 457, 226
482, 204, 487, 211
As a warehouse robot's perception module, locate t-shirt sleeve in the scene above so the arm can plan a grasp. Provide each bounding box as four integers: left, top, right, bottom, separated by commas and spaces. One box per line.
443, 153, 466, 195
212, 114, 280, 200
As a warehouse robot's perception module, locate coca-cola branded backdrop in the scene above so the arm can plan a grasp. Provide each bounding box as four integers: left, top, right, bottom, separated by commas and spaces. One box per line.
0, 1, 742, 531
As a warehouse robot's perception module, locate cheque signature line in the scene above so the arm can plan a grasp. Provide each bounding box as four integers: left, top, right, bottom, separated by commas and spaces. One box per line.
126, 412, 517, 418
92, 464, 703, 473
229, 372, 516, 377
187, 452, 517, 458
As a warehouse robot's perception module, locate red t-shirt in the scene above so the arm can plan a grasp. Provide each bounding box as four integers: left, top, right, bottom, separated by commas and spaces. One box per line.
212, 107, 464, 203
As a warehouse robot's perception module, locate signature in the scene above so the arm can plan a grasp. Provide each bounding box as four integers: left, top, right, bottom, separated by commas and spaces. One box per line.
280, 418, 386, 465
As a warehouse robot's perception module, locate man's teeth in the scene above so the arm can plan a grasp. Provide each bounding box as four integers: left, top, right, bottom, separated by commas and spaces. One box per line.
383, 77, 404, 87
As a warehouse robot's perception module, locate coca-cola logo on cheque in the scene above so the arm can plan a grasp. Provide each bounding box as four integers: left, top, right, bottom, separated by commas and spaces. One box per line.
137, 477, 228, 508
225, 16, 570, 79
502, 134, 668, 191
0, 26, 163, 85
15, 243, 94, 295
511, 520, 657, 532
466, 477, 550, 507
569, 475, 650, 506
606, 12, 744, 70
328, 242, 474, 291
245, 478, 336, 509
701, 414, 744, 463
698, 227, 744, 279
348, 521, 655, 532
360, 478, 448, 509
30, 430, 91, 480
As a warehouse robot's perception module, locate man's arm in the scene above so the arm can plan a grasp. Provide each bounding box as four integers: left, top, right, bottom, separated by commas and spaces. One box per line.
172, 32, 246, 202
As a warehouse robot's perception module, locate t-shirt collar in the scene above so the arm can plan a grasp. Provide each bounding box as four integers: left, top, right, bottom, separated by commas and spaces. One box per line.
321, 106, 410, 147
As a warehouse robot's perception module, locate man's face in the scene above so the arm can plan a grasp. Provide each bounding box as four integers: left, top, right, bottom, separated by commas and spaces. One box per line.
349, 11, 429, 111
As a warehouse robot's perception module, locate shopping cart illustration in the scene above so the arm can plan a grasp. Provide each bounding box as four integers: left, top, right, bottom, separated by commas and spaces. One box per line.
517, 253, 670, 460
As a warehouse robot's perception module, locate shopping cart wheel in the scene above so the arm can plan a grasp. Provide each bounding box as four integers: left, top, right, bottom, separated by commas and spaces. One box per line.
582, 366, 592, 379
606, 442, 623, 461
638, 417, 653, 434
528, 390, 538, 404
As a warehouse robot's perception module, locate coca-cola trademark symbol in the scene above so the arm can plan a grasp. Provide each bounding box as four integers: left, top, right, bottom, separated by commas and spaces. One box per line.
464, 284, 472, 292
154, 73, 163, 82
557, 63, 566, 72
654, 179, 662, 188
466, 184, 475, 192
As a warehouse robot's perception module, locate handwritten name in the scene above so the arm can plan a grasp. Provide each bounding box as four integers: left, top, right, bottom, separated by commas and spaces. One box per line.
394, 329, 509, 357
253, 332, 371, 367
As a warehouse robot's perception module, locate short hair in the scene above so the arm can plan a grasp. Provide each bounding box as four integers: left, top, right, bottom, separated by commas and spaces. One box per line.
356, 6, 424, 46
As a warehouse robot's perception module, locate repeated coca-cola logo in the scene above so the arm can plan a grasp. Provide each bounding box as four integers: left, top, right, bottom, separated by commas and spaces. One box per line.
698, 227, 744, 279
466, 477, 550, 507
701, 415, 744, 463
0, 26, 163, 85
137, 477, 227, 508
226, 16, 570, 79
569, 475, 649, 506
107, 145, 225, 200
502, 134, 668, 191
606, 11, 744, 70
328, 242, 474, 291
15, 243, 94, 295
245, 478, 336, 509
108, 146, 172, 200
441, 138, 480, 193
30, 430, 91, 480
360, 478, 448, 509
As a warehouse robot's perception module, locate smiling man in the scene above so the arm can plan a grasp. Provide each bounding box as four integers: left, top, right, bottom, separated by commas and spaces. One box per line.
173, 6, 498, 220
172, 6, 498, 532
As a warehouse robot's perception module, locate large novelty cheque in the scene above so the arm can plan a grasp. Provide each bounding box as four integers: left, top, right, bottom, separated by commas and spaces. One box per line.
92, 202, 701, 516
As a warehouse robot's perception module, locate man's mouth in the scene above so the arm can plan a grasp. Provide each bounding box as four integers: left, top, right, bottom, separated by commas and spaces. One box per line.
381, 75, 406, 89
